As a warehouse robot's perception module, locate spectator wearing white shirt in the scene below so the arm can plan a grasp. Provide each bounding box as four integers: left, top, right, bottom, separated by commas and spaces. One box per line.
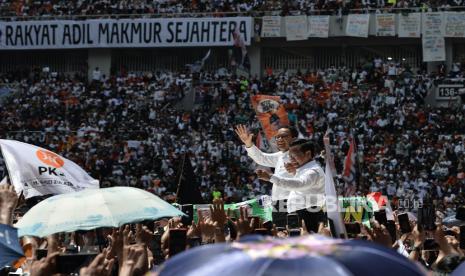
387, 63, 397, 76
92, 67, 101, 82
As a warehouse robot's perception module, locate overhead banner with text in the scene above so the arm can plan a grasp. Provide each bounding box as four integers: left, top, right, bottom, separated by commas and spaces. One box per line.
285, 15, 308, 41
346, 14, 370, 38
375, 14, 395, 36
422, 36, 446, 62
444, 12, 465, 37
308, 16, 330, 38
261, 16, 281, 37
422, 12, 445, 37
398, 13, 421, 38
0, 17, 252, 50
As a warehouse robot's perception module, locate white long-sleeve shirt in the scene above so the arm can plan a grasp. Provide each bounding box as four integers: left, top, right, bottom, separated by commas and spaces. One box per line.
244, 145, 291, 201
269, 160, 325, 213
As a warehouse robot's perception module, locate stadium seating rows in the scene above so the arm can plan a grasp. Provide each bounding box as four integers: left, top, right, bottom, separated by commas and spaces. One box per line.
0, 59, 464, 215
1, 0, 464, 17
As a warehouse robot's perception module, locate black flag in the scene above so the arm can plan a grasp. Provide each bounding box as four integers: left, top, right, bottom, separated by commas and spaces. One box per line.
175, 153, 204, 204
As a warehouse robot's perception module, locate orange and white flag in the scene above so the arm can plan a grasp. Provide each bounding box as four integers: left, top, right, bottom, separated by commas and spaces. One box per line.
0, 139, 99, 198
250, 95, 289, 147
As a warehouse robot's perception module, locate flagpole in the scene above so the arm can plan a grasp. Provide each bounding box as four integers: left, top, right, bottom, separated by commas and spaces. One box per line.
175, 152, 187, 204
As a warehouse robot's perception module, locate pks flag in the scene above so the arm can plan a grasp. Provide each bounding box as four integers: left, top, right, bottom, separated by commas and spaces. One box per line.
251, 95, 289, 147
0, 139, 99, 199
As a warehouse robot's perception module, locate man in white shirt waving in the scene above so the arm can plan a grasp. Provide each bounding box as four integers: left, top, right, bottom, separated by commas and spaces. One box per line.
235, 124, 298, 226
256, 139, 326, 233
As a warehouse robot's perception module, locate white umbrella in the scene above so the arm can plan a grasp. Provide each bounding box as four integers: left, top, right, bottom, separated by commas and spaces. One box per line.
16, 187, 185, 237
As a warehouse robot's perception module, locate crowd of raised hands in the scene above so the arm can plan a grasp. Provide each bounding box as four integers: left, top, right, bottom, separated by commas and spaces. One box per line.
1, 189, 322, 275
2, 184, 465, 275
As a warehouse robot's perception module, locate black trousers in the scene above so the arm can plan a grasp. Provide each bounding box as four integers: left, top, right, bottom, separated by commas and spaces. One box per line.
272, 200, 288, 227
297, 207, 327, 233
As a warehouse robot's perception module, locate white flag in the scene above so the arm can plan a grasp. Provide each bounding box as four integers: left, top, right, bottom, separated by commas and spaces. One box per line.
201, 49, 211, 64
325, 161, 347, 239
0, 139, 99, 198
323, 132, 347, 239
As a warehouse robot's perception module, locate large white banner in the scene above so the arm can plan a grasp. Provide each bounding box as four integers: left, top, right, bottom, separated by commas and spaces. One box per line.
0, 17, 252, 49
261, 16, 281, 37
422, 36, 446, 62
375, 14, 395, 36
445, 12, 465, 37
346, 14, 370, 38
422, 12, 445, 37
422, 12, 445, 63
398, 13, 421, 38
308, 16, 330, 38
0, 139, 99, 198
285, 15, 308, 41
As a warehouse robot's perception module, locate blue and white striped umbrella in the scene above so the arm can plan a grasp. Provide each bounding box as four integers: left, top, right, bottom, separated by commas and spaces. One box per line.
16, 187, 184, 237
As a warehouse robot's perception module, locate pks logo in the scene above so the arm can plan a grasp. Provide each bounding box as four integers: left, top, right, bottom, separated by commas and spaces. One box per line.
36, 149, 65, 176
36, 149, 64, 168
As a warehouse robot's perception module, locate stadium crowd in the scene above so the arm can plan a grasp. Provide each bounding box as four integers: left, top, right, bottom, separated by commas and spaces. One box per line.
0, 50, 465, 276
1, 0, 465, 275
0, 56, 464, 214
1, 0, 465, 17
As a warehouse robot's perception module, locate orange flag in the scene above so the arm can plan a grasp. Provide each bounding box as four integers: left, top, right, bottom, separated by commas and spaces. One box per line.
251, 95, 289, 142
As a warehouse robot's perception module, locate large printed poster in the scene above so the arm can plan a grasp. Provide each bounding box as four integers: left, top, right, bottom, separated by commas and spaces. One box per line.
375, 14, 395, 36
422, 12, 445, 37
444, 12, 465, 37
0, 17, 252, 49
398, 13, 421, 38
308, 16, 330, 38
422, 36, 446, 62
285, 15, 308, 41
261, 16, 281, 37
346, 14, 370, 38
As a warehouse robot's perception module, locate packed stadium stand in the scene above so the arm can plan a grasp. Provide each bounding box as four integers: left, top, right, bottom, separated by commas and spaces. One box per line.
0, 0, 464, 208
1, 0, 465, 17
0, 6, 464, 206
0, 62, 464, 212
2, 1, 465, 275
